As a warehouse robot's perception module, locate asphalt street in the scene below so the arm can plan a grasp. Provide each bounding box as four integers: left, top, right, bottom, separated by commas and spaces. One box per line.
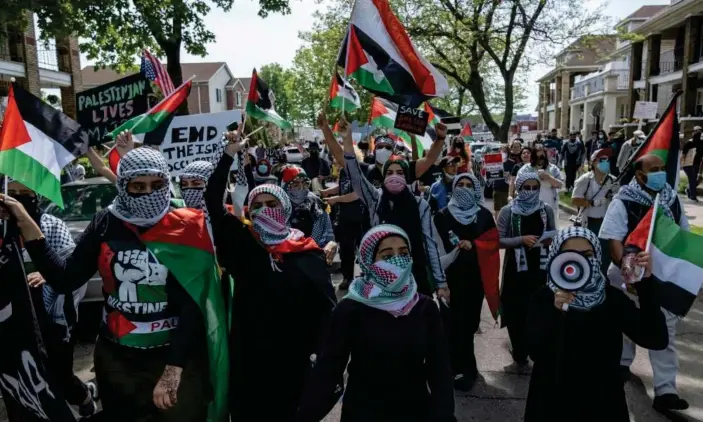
2, 199, 703, 421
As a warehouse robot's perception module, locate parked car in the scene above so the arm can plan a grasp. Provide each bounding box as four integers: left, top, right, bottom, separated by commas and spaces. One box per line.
285, 145, 305, 164
41, 177, 118, 303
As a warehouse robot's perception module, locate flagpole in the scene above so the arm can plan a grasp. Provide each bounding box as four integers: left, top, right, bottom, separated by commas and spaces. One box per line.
645, 194, 659, 253
3, 175, 7, 237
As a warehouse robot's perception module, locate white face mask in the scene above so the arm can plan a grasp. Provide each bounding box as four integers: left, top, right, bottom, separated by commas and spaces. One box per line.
375, 148, 392, 165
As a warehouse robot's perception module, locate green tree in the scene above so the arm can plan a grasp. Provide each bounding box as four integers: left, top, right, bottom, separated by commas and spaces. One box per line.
259, 63, 293, 121
29, 0, 293, 111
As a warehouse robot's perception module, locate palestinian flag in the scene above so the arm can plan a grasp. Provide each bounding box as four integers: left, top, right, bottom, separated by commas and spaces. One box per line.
621, 91, 681, 187
109, 79, 191, 138
245, 69, 292, 130
337, 0, 449, 107
625, 201, 703, 316
139, 209, 229, 421
460, 123, 474, 143
0, 83, 88, 208
424, 102, 441, 127
474, 227, 500, 320
329, 72, 360, 111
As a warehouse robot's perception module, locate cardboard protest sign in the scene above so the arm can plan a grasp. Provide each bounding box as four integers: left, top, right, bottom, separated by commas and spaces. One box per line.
394, 105, 428, 135
483, 152, 504, 183
135, 110, 242, 175
76, 73, 154, 146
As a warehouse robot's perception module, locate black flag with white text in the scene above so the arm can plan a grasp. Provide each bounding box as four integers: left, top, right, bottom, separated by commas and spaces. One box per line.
0, 219, 76, 421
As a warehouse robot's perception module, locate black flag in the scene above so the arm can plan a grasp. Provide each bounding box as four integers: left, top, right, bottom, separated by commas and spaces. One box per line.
0, 219, 76, 421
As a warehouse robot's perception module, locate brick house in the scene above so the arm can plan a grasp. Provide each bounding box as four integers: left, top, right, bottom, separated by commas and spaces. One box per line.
0, 12, 83, 118
82, 62, 238, 115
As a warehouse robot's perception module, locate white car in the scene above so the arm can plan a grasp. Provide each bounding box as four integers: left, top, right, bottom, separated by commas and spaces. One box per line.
285, 145, 305, 164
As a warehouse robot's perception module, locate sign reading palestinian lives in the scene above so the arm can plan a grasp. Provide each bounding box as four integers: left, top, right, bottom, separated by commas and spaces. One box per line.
0, 222, 76, 421
483, 152, 504, 183
135, 110, 243, 175
394, 105, 428, 135
76, 73, 154, 146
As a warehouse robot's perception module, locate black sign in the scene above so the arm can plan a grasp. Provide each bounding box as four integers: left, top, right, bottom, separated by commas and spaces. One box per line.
0, 221, 76, 421
76, 73, 154, 146
394, 105, 428, 135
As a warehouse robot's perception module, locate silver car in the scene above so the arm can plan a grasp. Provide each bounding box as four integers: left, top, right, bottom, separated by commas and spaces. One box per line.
41, 177, 118, 303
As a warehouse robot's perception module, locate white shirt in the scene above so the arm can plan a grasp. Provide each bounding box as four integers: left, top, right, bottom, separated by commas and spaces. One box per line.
600, 197, 690, 242
572, 172, 617, 219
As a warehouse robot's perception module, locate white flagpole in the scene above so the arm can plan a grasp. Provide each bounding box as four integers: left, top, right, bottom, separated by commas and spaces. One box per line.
645, 194, 659, 253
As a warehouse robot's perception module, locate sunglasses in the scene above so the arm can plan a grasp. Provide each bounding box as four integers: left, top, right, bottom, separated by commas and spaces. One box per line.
597, 157, 609, 163
521, 185, 540, 191
376, 145, 393, 151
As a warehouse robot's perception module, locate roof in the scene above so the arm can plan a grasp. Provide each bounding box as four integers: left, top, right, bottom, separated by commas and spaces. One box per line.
237, 77, 252, 90
81, 62, 227, 88
626, 5, 667, 20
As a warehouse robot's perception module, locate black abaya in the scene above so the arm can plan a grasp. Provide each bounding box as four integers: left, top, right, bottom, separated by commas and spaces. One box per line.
434, 206, 495, 377
525, 281, 668, 421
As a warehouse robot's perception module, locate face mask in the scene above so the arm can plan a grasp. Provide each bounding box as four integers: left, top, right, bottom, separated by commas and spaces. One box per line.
12, 194, 40, 218
288, 189, 309, 206
124, 186, 171, 220
517, 189, 540, 203
257, 165, 269, 175
643, 170, 666, 192
596, 161, 610, 174
310, 151, 319, 157
384, 174, 407, 194
250, 206, 289, 245
181, 187, 205, 209
375, 148, 392, 165
443, 171, 455, 182
598, 135, 604, 140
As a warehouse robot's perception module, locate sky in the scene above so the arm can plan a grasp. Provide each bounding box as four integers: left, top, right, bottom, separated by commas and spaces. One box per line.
82, 0, 671, 115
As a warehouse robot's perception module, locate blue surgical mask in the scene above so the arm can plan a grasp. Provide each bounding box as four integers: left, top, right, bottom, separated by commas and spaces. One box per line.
258, 165, 269, 175
596, 161, 610, 174
644, 170, 667, 192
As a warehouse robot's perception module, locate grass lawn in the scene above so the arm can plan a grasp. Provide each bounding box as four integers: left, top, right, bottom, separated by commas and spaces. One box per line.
691, 225, 703, 236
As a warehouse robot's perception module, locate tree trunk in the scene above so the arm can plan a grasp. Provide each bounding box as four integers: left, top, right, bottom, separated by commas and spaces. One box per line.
496, 73, 515, 143
456, 89, 465, 117
160, 39, 188, 115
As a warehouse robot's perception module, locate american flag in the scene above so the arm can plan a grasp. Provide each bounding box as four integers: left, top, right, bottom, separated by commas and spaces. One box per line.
141, 49, 175, 96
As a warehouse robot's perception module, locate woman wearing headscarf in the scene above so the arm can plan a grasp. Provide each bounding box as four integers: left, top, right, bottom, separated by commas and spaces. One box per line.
433, 173, 500, 391
296, 225, 456, 422
498, 172, 556, 367
279, 165, 337, 264
525, 227, 667, 421
342, 128, 447, 301
206, 138, 336, 422
0, 148, 228, 422
516, 146, 563, 221
179, 161, 214, 211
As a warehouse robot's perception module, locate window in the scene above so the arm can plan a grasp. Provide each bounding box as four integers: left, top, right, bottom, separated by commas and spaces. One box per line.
236, 91, 242, 107
216, 88, 222, 103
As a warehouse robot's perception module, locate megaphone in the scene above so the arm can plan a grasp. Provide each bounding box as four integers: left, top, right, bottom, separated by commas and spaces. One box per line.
548, 250, 592, 292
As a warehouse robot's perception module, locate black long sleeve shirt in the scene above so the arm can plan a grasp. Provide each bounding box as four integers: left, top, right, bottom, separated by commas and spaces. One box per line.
24, 211, 204, 367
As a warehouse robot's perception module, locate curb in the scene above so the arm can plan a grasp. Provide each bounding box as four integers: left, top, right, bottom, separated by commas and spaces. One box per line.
558, 201, 578, 216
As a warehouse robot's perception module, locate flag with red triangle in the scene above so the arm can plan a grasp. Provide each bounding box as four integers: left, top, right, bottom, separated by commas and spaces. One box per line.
461, 123, 474, 143
0, 83, 88, 208
337, 0, 449, 107
621, 91, 681, 187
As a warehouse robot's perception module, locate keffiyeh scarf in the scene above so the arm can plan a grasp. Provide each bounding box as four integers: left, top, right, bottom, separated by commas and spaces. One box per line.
511, 172, 543, 216
448, 173, 482, 225
179, 161, 214, 211
346, 224, 419, 317
247, 184, 319, 266
615, 179, 676, 219
547, 227, 606, 311
108, 148, 171, 227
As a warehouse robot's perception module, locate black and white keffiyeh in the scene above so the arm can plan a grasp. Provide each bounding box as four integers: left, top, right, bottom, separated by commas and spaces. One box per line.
547, 227, 606, 311
108, 148, 171, 227
511, 172, 543, 216
179, 161, 214, 210
615, 179, 676, 219
448, 173, 482, 225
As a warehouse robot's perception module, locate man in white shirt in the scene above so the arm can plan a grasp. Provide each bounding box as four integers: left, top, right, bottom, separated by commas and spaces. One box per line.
571, 148, 618, 274
599, 154, 690, 416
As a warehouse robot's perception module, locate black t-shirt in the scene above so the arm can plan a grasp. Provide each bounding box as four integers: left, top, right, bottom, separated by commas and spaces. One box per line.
511, 162, 525, 177
419, 164, 443, 187
301, 156, 330, 179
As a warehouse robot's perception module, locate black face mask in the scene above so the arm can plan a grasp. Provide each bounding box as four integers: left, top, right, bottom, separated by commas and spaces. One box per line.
310, 150, 319, 156
12, 194, 40, 219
